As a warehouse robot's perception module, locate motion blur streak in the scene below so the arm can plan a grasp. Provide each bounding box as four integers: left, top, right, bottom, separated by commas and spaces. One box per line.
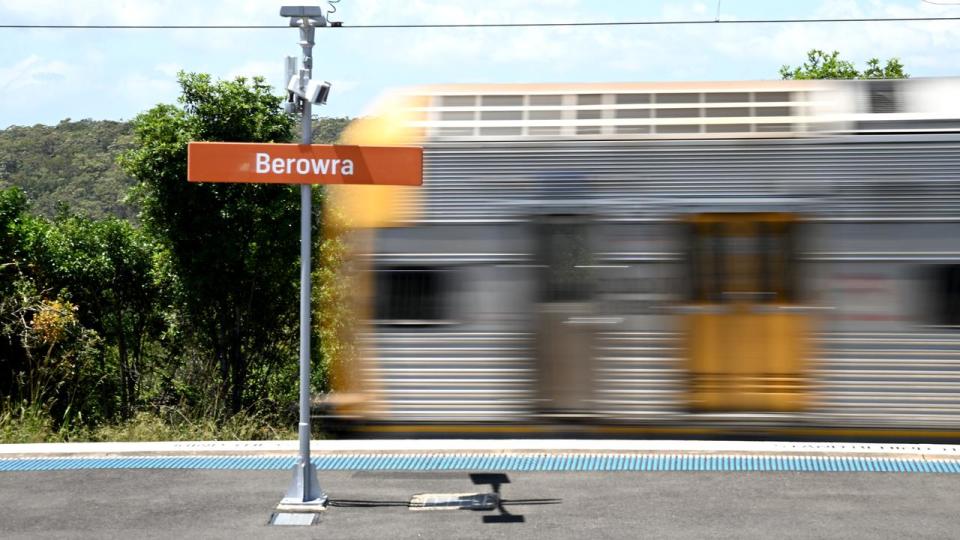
320, 78, 960, 440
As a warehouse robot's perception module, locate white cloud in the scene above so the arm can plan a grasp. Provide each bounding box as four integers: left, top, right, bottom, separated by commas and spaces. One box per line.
0, 54, 76, 92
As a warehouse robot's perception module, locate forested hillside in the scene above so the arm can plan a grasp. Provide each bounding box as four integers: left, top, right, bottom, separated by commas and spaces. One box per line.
0, 117, 352, 220
0, 120, 137, 219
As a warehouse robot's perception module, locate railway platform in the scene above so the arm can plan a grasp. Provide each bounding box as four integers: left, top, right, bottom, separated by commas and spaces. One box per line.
2, 439, 959, 539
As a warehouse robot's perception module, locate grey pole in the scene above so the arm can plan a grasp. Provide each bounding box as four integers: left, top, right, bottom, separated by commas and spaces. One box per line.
281, 9, 326, 508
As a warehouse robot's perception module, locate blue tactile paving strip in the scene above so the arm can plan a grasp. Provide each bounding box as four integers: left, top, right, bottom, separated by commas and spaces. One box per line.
2, 454, 960, 473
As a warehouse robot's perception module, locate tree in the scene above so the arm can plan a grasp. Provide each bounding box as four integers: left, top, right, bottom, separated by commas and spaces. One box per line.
119, 73, 301, 415
1, 188, 105, 429
780, 49, 908, 80
30, 213, 163, 419
0, 187, 28, 289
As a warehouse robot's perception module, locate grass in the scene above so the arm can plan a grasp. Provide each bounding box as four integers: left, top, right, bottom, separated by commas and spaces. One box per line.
0, 403, 59, 444
0, 403, 298, 444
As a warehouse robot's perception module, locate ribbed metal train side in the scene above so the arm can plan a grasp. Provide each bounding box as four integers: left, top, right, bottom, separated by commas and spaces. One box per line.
359, 134, 960, 430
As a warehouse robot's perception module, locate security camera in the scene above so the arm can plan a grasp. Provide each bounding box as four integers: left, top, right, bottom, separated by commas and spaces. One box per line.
285, 73, 329, 106
305, 80, 331, 105
287, 73, 303, 97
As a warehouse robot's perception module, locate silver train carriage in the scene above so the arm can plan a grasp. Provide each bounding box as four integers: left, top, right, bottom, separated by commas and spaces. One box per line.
321, 78, 960, 440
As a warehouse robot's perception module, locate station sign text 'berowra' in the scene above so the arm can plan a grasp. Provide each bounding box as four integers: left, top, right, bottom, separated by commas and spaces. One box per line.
187, 142, 423, 186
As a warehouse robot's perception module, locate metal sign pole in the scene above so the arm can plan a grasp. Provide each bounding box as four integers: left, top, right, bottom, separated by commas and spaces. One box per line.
281, 8, 326, 509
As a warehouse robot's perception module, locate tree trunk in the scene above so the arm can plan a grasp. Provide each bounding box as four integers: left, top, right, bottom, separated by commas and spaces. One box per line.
116, 320, 130, 420
229, 306, 243, 414
215, 315, 230, 415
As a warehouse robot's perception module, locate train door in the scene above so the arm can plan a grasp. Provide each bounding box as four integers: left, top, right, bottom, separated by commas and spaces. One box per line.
533, 213, 597, 416
684, 213, 808, 412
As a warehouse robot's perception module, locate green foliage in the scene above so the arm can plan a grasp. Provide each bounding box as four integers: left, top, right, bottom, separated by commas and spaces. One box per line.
120, 72, 302, 415
780, 49, 909, 80
861, 57, 908, 80
0, 120, 137, 219
32, 213, 165, 419
0, 184, 300, 442
0, 187, 29, 300
1, 191, 131, 427
0, 71, 354, 441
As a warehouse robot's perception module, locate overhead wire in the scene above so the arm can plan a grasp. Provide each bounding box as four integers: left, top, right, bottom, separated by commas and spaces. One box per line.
1, 15, 960, 29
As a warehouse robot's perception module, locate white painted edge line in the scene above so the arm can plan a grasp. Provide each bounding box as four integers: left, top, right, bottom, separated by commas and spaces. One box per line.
1, 439, 959, 458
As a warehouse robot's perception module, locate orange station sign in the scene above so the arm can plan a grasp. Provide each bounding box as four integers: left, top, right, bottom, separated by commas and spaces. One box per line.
187, 142, 422, 186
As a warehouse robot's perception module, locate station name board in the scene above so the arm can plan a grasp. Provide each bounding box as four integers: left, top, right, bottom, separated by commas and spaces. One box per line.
187, 142, 422, 186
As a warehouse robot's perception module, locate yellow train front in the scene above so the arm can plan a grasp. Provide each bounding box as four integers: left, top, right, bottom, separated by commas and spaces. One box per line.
321, 78, 960, 440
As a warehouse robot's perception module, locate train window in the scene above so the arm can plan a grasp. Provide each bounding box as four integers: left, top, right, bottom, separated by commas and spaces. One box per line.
481, 95, 523, 107
577, 94, 603, 105
686, 217, 799, 304
615, 109, 650, 119
536, 218, 593, 303
440, 111, 474, 121
616, 93, 651, 104
529, 126, 562, 136
656, 93, 700, 104
480, 126, 523, 136
754, 91, 791, 103
656, 125, 700, 134
655, 108, 700, 118
481, 110, 522, 121
706, 124, 751, 133
705, 107, 750, 117
867, 81, 902, 114
530, 110, 562, 120
705, 92, 749, 103
755, 106, 791, 117
435, 127, 474, 137
686, 223, 708, 302
756, 123, 793, 132
530, 95, 562, 106
922, 265, 960, 326
440, 96, 475, 107
615, 126, 651, 134
375, 267, 446, 324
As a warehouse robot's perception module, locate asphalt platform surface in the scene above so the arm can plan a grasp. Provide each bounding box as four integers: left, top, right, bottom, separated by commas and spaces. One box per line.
1, 467, 958, 539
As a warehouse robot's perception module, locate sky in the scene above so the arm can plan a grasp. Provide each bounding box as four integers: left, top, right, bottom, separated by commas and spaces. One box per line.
1, 0, 960, 128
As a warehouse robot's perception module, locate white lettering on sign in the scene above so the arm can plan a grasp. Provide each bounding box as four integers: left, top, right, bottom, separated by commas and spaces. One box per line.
254, 152, 355, 176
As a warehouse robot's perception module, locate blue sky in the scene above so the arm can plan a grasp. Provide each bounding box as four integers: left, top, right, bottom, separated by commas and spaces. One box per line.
1, 0, 960, 128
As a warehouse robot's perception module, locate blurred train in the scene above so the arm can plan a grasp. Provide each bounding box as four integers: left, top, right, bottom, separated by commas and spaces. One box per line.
320, 77, 960, 440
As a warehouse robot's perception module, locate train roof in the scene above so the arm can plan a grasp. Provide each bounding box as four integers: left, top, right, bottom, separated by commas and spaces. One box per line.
343, 77, 960, 144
